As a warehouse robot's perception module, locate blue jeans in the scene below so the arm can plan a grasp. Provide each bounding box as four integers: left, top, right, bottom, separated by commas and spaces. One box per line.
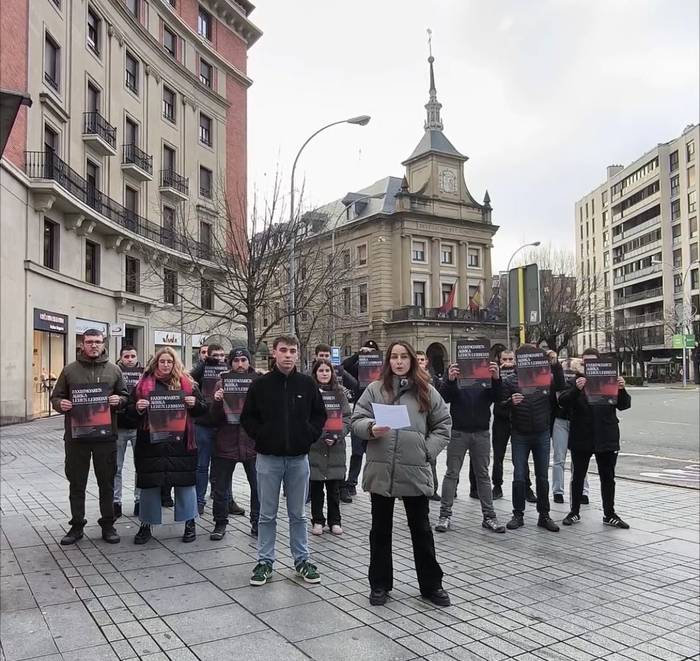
511, 430, 551, 516
115, 428, 140, 504
195, 425, 217, 506
256, 454, 310, 567
139, 486, 197, 525
551, 418, 588, 497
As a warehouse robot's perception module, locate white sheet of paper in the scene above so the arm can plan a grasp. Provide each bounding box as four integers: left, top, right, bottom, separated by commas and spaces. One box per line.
371, 403, 411, 429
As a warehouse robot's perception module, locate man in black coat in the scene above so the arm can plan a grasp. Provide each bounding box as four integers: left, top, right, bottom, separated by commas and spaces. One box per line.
559, 348, 632, 529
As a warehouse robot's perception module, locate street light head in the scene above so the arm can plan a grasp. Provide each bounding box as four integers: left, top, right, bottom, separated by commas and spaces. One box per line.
346, 115, 371, 126
532, 241, 541, 247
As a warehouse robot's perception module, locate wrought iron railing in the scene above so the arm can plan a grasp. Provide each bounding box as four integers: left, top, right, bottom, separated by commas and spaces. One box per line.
83, 111, 117, 149
122, 144, 153, 174
160, 168, 189, 196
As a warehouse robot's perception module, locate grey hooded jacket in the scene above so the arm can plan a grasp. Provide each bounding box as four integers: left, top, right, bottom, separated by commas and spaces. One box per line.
351, 377, 451, 497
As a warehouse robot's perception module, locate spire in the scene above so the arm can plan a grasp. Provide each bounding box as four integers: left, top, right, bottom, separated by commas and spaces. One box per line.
424, 28, 443, 131
483, 190, 491, 207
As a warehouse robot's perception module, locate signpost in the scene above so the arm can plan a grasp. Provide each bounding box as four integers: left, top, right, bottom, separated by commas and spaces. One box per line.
508, 263, 541, 346
672, 334, 696, 387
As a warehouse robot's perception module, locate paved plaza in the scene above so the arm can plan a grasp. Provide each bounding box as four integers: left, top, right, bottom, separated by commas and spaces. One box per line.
1, 416, 699, 661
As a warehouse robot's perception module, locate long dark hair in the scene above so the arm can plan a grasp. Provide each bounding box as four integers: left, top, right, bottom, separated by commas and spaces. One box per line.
311, 358, 342, 395
381, 341, 431, 412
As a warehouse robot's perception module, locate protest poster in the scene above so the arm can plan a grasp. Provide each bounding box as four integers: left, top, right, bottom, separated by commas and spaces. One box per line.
455, 339, 492, 388
222, 373, 253, 424
358, 351, 383, 389
515, 346, 551, 395
70, 383, 112, 439
321, 390, 344, 442
202, 364, 228, 402
584, 358, 618, 405
148, 391, 187, 443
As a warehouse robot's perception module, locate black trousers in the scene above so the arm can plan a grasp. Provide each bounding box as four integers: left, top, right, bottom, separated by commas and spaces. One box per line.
491, 418, 532, 489
64, 439, 116, 528
345, 432, 367, 488
211, 456, 259, 524
309, 479, 341, 526
369, 493, 443, 594
571, 450, 618, 517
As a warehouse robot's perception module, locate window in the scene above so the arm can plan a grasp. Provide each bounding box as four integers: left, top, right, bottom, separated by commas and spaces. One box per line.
126, 0, 139, 19
198, 7, 212, 39
670, 150, 679, 172
441, 282, 453, 304
602, 190, 608, 206
468, 247, 481, 268
44, 34, 60, 91
162, 206, 175, 247
691, 243, 698, 263
199, 166, 212, 198
602, 210, 608, 226
199, 58, 212, 87
591, 198, 595, 215
125, 117, 138, 146
342, 250, 350, 269
124, 186, 138, 228
125, 52, 138, 93
125, 256, 140, 294
342, 287, 351, 315
673, 249, 682, 269
687, 140, 696, 163
87, 82, 100, 113
162, 86, 175, 122
164, 268, 178, 304
412, 240, 426, 262
199, 220, 212, 257
691, 217, 698, 238
162, 145, 175, 172
199, 113, 212, 146
692, 269, 699, 290
413, 281, 425, 307
603, 230, 609, 247
603, 252, 609, 268
357, 244, 367, 266
358, 284, 368, 313
43, 220, 59, 270
672, 223, 682, 239
87, 8, 100, 54
86, 160, 99, 206
201, 279, 214, 309
441, 244, 454, 264
671, 174, 680, 197
689, 190, 697, 214
671, 199, 681, 221
163, 25, 177, 57
44, 125, 58, 153
689, 165, 696, 188
85, 240, 100, 284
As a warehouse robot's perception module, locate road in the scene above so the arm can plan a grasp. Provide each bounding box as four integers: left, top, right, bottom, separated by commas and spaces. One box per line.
617, 387, 699, 488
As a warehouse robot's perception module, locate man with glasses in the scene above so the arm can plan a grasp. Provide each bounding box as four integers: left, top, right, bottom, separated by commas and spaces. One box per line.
51, 329, 128, 545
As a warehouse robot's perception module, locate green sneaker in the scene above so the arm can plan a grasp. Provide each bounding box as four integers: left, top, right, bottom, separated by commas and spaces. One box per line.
295, 560, 321, 584
249, 562, 273, 586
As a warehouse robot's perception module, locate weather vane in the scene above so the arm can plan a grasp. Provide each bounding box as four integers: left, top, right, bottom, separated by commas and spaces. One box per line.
427, 28, 433, 58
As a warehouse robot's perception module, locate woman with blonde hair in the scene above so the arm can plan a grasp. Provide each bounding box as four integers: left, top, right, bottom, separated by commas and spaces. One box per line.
127, 347, 207, 544
351, 341, 451, 607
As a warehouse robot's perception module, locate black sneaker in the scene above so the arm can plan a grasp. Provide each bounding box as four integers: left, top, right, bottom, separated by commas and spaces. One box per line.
492, 486, 503, 500
339, 487, 352, 504
197, 503, 205, 516
526, 489, 538, 503
603, 514, 630, 529
506, 515, 524, 530
422, 588, 451, 607
429, 493, 441, 501
182, 519, 196, 543
228, 499, 245, 516
250, 521, 258, 537
562, 513, 581, 526
469, 490, 479, 499
134, 524, 152, 544
537, 515, 560, 532
60, 526, 84, 546
553, 494, 564, 504
580, 495, 590, 505
101, 527, 120, 544
113, 502, 122, 519
210, 522, 227, 541
133, 502, 140, 517
347, 485, 357, 497
482, 517, 506, 533
369, 588, 389, 606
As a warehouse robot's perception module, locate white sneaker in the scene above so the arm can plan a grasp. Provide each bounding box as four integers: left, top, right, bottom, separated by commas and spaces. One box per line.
435, 517, 450, 533
311, 523, 323, 535
330, 525, 343, 535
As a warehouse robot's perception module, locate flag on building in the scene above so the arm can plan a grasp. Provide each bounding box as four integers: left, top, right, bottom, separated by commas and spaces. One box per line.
438, 284, 456, 314
469, 289, 481, 312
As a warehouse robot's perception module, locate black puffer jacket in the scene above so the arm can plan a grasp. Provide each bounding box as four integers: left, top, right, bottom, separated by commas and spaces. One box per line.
440, 377, 502, 432
559, 383, 631, 453
128, 379, 207, 488
190, 358, 227, 427
500, 363, 565, 435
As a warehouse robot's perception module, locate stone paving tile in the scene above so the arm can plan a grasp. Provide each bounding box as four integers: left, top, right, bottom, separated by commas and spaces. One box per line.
163, 603, 267, 645
228, 578, 321, 613
120, 562, 207, 591
259, 599, 364, 642
41, 601, 106, 652
0, 573, 37, 612
0, 607, 59, 660
191, 630, 311, 660
139, 582, 232, 616
298, 627, 415, 661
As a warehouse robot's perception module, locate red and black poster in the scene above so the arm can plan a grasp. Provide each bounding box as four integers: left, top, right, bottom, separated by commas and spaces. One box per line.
515, 346, 551, 395
202, 364, 228, 402
358, 351, 383, 389
70, 383, 112, 440
584, 359, 618, 406
120, 367, 143, 392
321, 390, 344, 442
222, 374, 253, 424
148, 391, 187, 443
499, 366, 515, 380
456, 339, 492, 389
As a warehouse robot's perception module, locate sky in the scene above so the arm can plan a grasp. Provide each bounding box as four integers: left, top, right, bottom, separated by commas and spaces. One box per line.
245, 0, 699, 271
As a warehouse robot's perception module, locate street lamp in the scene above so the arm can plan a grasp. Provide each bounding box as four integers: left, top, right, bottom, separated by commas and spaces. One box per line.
505, 241, 541, 349
652, 256, 699, 386
288, 115, 371, 335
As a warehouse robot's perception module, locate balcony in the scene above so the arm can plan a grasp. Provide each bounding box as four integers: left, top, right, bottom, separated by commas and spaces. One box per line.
83, 112, 117, 156
121, 144, 153, 181
612, 215, 661, 244
613, 262, 662, 285
617, 311, 664, 328
24, 151, 207, 258
160, 169, 189, 202
390, 306, 502, 324
614, 285, 664, 307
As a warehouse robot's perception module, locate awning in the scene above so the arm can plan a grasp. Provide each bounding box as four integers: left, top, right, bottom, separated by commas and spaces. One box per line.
646, 357, 673, 364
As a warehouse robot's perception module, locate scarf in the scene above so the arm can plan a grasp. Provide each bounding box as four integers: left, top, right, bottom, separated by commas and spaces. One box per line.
135, 374, 197, 451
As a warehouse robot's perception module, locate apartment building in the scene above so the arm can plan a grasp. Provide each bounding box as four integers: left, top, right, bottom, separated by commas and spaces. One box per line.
0, 0, 260, 422
575, 123, 699, 378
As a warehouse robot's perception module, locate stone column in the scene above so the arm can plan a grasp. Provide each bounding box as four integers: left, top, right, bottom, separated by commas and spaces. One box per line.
401, 234, 412, 306
458, 240, 469, 308
483, 243, 494, 306
431, 237, 441, 308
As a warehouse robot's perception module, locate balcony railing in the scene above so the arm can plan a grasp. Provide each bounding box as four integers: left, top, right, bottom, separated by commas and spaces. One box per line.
161, 169, 189, 196
617, 311, 664, 328
391, 306, 502, 323
613, 262, 662, 285
83, 112, 117, 149
24, 151, 207, 257
614, 286, 664, 305
122, 144, 153, 174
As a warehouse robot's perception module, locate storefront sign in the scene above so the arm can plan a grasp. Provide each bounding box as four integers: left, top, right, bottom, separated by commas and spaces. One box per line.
191, 333, 208, 348
34, 308, 67, 334
75, 318, 109, 336
154, 330, 182, 346
111, 324, 125, 337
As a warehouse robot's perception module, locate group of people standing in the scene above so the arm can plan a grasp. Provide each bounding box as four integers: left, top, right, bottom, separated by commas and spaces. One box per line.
52, 328, 631, 608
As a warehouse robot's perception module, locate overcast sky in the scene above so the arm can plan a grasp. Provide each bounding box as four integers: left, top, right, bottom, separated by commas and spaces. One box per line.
246, 0, 699, 271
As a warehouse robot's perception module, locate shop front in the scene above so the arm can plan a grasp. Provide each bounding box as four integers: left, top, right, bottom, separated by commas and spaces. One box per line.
32, 308, 67, 417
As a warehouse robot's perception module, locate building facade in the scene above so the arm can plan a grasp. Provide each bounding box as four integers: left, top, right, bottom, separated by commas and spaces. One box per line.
575, 124, 699, 379
0, 0, 260, 423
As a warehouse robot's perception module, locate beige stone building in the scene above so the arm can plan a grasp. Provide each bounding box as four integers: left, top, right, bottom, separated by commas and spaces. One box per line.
284, 56, 505, 374
0, 0, 260, 422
